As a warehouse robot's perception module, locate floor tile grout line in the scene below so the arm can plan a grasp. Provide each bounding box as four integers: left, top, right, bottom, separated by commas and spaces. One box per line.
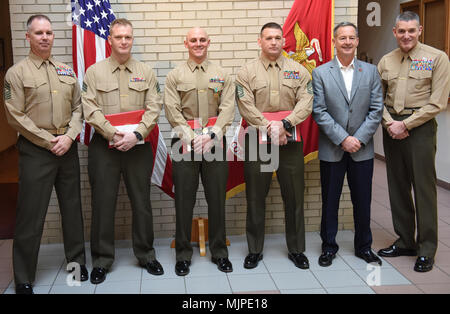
262, 260, 281, 293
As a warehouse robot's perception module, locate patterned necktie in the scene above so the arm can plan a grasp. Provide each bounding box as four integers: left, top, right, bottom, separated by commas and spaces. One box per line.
393, 55, 410, 114
45, 61, 63, 128
196, 65, 209, 127
119, 64, 129, 109
269, 62, 280, 109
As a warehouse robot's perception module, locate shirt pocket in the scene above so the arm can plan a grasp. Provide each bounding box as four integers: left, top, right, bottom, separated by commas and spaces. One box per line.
96, 81, 119, 107
128, 81, 149, 109
176, 83, 197, 109
382, 71, 399, 100
253, 80, 268, 103
57, 75, 77, 117
408, 70, 432, 92
23, 78, 49, 104
207, 83, 224, 108
281, 79, 297, 108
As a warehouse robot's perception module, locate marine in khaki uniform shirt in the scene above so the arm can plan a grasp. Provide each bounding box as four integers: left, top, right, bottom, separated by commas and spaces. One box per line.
3, 15, 87, 294
164, 27, 235, 276
235, 23, 313, 270
377, 12, 450, 272
82, 19, 164, 284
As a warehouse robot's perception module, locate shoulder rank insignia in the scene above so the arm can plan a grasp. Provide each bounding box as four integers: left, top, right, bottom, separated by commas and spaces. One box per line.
130, 77, 146, 82
236, 84, 244, 99
55, 66, 75, 77
209, 76, 225, 84
410, 58, 433, 71
4, 81, 11, 100
284, 71, 300, 79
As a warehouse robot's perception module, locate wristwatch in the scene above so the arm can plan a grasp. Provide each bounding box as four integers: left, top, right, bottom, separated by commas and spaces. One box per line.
133, 131, 143, 141
281, 119, 292, 131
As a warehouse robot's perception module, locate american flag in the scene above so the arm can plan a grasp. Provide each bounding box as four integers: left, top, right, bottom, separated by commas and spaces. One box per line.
71, 0, 115, 85
72, 0, 174, 198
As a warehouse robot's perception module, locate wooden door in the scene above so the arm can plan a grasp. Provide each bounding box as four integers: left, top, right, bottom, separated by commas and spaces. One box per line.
0, 0, 18, 239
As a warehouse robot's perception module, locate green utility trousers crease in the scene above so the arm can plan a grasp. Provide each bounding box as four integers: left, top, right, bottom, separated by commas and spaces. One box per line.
244, 135, 306, 254
88, 134, 156, 269
383, 116, 438, 258
172, 138, 229, 262
13, 136, 86, 285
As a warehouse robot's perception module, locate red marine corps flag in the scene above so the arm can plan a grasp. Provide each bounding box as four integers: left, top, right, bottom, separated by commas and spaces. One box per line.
283, 0, 334, 162
72, 0, 174, 198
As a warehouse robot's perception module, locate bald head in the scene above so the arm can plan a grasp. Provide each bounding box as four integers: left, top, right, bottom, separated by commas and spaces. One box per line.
184, 27, 210, 64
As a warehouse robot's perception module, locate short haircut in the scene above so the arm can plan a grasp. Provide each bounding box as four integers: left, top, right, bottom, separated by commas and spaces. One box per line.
395, 11, 420, 26
27, 15, 51, 31
109, 18, 133, 35
333, 22, 359, 38
260, 22, 283, 36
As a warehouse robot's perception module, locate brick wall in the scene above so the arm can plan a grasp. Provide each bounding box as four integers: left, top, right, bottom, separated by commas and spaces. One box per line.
9, 0, 358, 244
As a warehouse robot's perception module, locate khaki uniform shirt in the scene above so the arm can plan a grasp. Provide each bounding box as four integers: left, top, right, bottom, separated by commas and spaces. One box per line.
164, 59, 235, 143
4, 52, 82, 150
378, 43, 450, 130
82, 56, 162, 141
235, 55, 313, 127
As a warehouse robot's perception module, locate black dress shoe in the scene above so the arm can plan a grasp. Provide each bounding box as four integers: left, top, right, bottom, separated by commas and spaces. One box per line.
90, 267, 107, 284
356, 250, 382, 266
175, 260, 191, 276
15, 283, 33, 295
212, 257, 233, 273
244, 253, 263, 269
142, 260, 164, 276
378, 244, 417, 257
414, 256, 434, 272
68, 264, 89, 282
318, 252, 336, 267
80, 265, 89, 281
288, 253, 309, 269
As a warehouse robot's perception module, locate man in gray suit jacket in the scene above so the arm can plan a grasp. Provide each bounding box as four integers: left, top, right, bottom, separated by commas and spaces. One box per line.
312, 22, 383, 267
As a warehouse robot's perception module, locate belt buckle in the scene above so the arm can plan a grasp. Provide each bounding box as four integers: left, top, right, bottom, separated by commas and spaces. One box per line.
56, 128, 66, 135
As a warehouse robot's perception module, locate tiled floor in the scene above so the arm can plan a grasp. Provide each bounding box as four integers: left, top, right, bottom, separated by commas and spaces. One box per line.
1, 159, 450, 294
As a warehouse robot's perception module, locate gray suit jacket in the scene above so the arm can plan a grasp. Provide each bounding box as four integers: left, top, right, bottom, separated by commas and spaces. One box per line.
312, 58, 383, 162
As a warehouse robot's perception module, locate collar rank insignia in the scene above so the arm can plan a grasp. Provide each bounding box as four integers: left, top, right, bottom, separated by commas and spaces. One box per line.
410, 58, 433, 71
284, 71, 300, 79
56, 66, 75, 77
209, 77, 224, 83
130, 77, 145, 82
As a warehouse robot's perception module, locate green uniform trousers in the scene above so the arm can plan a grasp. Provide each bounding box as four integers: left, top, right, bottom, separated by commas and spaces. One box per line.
13, 136, 86, 285
244, 135, 306, 254
383, 116, 438, 258
172, 139, 229, 261
88, 134, 156, 269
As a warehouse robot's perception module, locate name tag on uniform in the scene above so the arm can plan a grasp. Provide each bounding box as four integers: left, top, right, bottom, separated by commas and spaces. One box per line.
410, 58, 433, 71
130, 77, 146, 82
55, 66, 75, 77
283, 71, 300, 79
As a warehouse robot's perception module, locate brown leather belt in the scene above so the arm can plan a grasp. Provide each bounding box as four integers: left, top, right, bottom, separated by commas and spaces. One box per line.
46, 127, 68, 135
386, 107, 417, 115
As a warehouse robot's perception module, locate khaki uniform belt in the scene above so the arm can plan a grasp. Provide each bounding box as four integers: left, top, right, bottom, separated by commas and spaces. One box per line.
386, 106, 417, 115
46, 127, 68, 135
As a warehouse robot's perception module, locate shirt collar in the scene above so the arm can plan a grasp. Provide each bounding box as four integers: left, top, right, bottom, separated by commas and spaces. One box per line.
28, 51, 56, 69
109, 56, 134, 73
187, 58, 209, 72
406, 42, 422, 61
260, 54, 284, 71
336, 56, 355, 70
